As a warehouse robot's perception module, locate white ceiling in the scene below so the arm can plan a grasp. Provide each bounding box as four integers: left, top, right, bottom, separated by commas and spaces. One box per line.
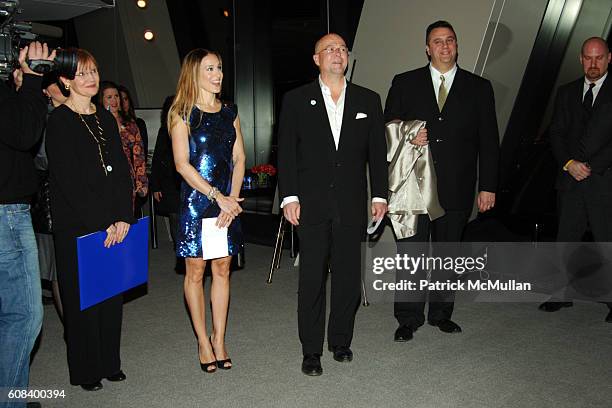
16, 0, 114, 21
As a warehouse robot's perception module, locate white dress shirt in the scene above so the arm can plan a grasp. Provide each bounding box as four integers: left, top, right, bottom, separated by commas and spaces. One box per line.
430, 63, 458, 101
583, 72, 608, 105
319, 76, 346, 150
281, 76, 386, 208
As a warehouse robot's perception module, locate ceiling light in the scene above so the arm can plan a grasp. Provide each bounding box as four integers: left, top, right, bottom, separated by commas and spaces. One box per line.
144, 29, 154, 41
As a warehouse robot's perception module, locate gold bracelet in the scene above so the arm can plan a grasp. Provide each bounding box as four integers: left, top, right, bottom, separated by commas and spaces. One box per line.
563, 159, 574, 171
207, 186, 219, 202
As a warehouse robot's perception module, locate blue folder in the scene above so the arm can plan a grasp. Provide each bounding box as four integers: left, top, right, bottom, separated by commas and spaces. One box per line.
77, 217, 149, 310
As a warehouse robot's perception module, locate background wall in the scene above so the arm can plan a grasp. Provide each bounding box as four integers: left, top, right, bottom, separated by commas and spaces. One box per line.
481, 0, 550, 136
74, 1, 180, 108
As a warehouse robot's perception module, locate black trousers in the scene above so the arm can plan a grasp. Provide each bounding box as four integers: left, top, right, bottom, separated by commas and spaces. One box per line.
394, 210, 469, 328
557, 176, 612, 309
54, 231, 123, 385
297, 219, 363, 355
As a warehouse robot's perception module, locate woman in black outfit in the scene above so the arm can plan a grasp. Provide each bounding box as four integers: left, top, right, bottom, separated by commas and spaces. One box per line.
31, 72, 69, 320
150, 95, 184, 273
46, 48, 134, 391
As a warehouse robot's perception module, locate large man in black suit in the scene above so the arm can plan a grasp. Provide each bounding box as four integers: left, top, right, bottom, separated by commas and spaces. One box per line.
541, 36, 612, 322
278, 33, 388, 376
384, 21, 500, 341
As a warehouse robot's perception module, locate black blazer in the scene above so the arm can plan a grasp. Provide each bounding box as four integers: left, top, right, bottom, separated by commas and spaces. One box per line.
278, 80, 388, 227
384, 65, 500, 211
550, 75, 612, 190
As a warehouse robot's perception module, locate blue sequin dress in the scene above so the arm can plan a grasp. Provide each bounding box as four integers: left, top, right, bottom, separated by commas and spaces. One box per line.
176, 103, 243, 258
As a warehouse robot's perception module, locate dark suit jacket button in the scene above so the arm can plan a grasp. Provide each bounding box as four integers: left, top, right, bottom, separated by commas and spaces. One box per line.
335, 163, 341, 167
433, 160, 438, 165
330, 184, 335, 188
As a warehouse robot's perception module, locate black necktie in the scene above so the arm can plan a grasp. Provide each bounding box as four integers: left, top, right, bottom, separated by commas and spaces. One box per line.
583, 82, 595, 114
578, 83, 596, 161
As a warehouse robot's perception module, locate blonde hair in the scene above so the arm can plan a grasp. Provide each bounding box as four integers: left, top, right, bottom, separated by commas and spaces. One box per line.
167, 49, 222, 133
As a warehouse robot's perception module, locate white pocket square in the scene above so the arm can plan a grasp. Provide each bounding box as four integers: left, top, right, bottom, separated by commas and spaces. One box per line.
355, 112, 367, 119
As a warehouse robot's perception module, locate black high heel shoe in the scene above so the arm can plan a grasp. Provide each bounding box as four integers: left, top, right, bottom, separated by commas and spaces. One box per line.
216, 358, 232, 370
210, 336, 232, 370
200, 360, 217, 373
199, 341, 217, 374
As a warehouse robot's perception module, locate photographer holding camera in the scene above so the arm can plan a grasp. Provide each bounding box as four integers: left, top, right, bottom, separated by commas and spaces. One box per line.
0, 41, 56, 408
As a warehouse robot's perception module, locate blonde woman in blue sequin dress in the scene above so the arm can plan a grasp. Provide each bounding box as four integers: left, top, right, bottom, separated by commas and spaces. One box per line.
168, 49, 245, 373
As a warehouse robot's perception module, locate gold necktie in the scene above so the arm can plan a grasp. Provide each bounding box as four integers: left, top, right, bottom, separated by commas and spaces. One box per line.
438, 75, 447, 111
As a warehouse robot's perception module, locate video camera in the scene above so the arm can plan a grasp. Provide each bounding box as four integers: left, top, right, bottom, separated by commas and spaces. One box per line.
0, 0, 77, 80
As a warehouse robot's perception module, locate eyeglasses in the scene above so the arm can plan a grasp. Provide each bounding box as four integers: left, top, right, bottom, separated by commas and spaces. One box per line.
320, 45, 349, 55
74, 69, 99, 79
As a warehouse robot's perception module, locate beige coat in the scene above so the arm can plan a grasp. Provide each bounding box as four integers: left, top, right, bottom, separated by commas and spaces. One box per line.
386, 120, 445, 239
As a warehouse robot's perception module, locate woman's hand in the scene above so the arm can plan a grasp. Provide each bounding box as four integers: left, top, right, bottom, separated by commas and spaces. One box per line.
216, 195, 244, 217
104, 224, 117, 248
114, 221, 131, 243
153, 191, 162, 202
216, 211, 234, 228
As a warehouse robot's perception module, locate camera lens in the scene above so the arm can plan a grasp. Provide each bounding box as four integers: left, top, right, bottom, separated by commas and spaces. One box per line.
54, 49, 77, 79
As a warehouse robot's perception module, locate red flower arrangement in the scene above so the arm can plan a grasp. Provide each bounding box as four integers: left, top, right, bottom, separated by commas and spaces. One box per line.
250, 164, 277, 176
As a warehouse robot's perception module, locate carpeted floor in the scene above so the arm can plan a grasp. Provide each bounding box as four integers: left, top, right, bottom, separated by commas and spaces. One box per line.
28, 221, 612, 408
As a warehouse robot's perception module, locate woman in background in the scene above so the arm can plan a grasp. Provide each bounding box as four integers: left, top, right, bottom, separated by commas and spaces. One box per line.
46, 49, 134, 391
118, 85, 149, 216
30, 72, 70, 320
118, 84, 148, 153
99, 81, 148, 215
169, 49, 245, 373
150, 95, 184, 273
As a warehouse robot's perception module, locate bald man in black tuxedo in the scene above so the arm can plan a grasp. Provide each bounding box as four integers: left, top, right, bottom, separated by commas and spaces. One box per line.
278, 33, 388, 376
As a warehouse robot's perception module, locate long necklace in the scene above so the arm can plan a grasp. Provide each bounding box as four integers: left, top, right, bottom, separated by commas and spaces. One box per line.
75, 109, 112, 176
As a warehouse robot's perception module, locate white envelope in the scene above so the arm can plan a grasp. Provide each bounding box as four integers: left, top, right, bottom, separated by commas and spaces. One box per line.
201, 218, 229, 260
356, 112, 368, 119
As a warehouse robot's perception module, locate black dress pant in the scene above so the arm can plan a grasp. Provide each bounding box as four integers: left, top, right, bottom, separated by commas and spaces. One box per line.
557, 176, 612, 309
297, 219, 363, 355
54, 231, 123, 385
394, 210, 469, 328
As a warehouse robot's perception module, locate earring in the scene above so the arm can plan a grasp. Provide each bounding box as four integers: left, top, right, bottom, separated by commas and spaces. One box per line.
64, 83, 70, 90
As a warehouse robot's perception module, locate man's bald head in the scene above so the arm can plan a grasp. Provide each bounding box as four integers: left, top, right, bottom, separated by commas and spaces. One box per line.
312, 33, 348, 78
314, 33, 346, 54
581, 37, 609, 56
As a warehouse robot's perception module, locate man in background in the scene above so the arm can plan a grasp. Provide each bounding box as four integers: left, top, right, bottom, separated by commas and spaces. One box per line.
543, 36, 612, 322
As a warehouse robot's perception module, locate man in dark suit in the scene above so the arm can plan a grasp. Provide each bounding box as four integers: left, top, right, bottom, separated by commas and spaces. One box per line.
278, 33, 388, 376
384, 21, 500, 341
541, 36, 612, 322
